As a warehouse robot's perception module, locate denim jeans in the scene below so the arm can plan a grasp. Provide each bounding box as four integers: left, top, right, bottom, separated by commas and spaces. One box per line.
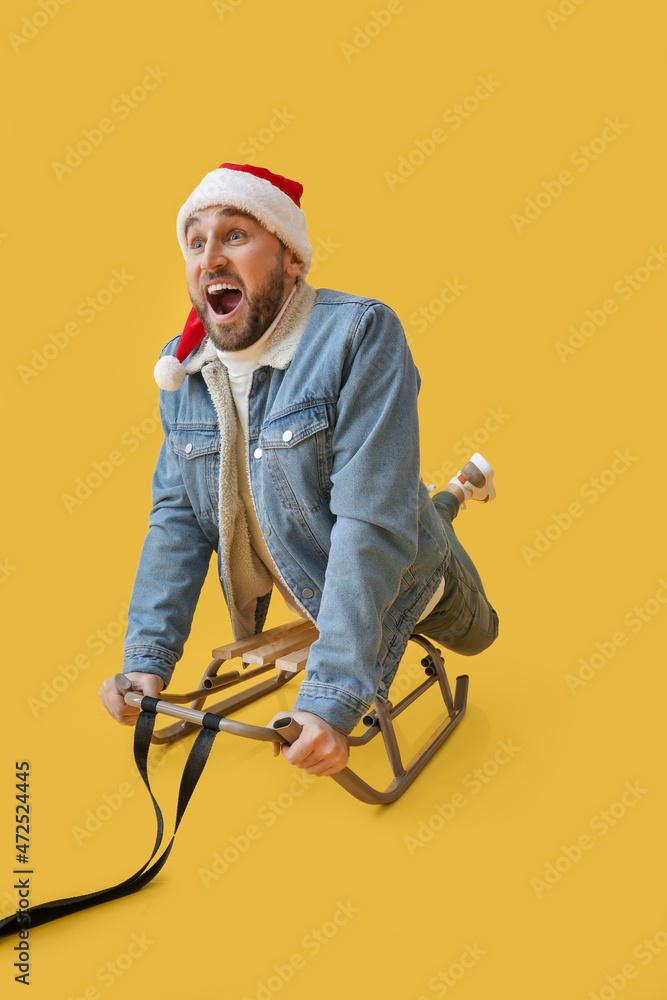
415, 491, 499, 655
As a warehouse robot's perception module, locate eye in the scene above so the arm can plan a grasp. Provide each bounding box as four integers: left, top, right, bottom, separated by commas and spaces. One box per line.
228, 230, 245, 242
190, 237, 204, 250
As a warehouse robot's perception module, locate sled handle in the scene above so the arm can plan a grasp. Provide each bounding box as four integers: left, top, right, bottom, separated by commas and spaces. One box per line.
114, 674, 302, 745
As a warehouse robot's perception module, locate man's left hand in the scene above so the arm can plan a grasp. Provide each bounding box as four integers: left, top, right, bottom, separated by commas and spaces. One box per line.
266, 710, 349, 776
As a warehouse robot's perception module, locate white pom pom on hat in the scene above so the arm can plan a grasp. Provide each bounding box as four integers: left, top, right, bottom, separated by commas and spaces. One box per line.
155, 162, 312, 391
154, 306, 209, 390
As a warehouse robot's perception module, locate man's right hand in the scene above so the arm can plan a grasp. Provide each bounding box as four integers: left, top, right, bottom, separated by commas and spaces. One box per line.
99, 671, 164, 726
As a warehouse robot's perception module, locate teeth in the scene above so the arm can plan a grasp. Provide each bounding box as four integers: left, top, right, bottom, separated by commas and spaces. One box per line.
207, 282, 239, 293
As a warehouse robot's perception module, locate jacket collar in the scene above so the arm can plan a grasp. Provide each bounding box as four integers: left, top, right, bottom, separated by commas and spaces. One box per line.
182, 277, 317, 376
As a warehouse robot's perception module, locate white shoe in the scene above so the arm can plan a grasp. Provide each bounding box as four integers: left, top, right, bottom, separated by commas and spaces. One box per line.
448, 453, 496, 509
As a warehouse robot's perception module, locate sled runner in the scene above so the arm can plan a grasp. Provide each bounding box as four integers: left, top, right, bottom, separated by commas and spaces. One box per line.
116, 617, 469, 805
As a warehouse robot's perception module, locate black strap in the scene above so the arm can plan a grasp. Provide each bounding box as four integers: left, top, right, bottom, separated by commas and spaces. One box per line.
0, 704, 219, 938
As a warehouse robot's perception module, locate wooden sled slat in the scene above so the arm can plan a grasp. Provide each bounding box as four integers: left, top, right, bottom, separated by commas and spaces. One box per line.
211, 618, 313, 659
242, 627, 319, 666
275, 645, 312, 674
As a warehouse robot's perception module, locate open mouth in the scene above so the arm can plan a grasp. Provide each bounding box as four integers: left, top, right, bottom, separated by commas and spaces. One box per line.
205, 282, 243, 318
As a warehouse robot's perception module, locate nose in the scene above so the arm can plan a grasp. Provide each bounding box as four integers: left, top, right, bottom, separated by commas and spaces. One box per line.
200, 237, 229, 272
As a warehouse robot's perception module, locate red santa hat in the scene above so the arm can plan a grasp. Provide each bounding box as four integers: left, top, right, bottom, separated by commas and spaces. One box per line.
155, 162, 311, 391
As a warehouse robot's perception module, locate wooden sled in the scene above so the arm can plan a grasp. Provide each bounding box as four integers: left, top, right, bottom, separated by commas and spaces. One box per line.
115, 619, 468, 805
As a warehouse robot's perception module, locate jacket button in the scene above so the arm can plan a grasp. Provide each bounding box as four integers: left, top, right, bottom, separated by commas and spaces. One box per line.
184, 443, 193, 454
301, 588, 314, 599
257, 371, 267, 382
253, 448, 263, 459
282, 430, 293, 442
262, 524, 271, 536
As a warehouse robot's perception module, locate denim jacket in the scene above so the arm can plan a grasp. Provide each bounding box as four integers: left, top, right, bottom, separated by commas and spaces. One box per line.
123, 278, 450, 733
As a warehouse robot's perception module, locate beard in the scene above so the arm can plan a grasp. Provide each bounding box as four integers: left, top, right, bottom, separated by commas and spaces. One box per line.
189, 252, 288, 353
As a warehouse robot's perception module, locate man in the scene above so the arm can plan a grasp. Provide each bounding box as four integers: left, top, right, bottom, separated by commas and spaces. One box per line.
99, 163, 499, 776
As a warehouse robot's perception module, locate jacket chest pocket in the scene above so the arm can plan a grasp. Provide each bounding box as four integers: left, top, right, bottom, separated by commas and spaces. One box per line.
169, 423, 220, 515
258, 403, 332, 513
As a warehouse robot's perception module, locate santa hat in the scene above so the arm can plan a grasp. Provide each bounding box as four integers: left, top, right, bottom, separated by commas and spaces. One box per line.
154, 162, 312, 391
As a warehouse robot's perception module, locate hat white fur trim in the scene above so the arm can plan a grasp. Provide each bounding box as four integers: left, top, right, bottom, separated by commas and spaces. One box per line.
176, 168, 312, 273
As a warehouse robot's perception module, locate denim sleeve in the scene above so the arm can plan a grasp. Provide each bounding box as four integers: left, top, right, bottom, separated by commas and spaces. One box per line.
122, 390, 215, 687
290, 303, 421, 733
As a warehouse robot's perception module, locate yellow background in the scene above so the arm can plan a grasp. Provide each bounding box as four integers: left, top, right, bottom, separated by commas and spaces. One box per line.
2, 0, 666, 997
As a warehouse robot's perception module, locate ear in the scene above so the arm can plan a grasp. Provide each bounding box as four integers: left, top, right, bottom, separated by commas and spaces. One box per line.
284, 246, 305, 278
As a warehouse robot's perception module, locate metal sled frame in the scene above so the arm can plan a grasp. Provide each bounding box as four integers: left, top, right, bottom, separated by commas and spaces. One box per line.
117, 619, 469, 805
